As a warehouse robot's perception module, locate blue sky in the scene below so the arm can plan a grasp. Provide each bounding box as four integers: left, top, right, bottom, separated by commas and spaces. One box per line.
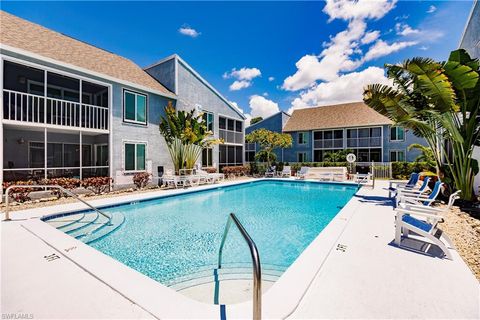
2, 1, 473, 123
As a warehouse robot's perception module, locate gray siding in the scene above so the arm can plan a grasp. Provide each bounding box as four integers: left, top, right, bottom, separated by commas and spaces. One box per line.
145, 58, 176, 93
460, 1, 480, 59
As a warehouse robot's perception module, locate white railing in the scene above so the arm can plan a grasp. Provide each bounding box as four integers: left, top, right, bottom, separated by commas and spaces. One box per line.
3, 89, 108, 131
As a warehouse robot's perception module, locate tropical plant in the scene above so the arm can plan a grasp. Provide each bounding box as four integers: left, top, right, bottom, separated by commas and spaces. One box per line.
407, 143, 436, 168
245, 129, 293, 167
250, 116, 263, 125
323, 149, 354, 162
82, 177, 112, 195
363, 49, 479, 200
159, 102, 221, 173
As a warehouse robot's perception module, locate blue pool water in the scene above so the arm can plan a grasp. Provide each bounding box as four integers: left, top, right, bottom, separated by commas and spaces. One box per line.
89, 180, 357, 285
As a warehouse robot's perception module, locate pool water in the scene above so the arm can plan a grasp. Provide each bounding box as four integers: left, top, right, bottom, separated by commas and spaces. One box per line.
89, 180, 357, 286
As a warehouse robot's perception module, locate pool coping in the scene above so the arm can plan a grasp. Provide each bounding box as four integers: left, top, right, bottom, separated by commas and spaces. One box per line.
7, 178, 363, 319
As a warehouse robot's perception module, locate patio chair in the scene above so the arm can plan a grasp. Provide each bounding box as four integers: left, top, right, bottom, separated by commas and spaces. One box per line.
265, 165, 276, 178
396, 176, 431, 198
280, 166, 291, 178
296, 166, 309, 179
388, 172, 420, 197
352, 172, 372, 185
394, 191, 461, 260
397, 181, 443, 208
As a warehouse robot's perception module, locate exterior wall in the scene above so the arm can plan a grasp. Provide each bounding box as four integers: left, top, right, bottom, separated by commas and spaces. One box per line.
145, 58, 176, 93
460, 0, 480, 59
110, 83, 175, 181
383, 126, 426, 162
146, 56, 246, 169
283, 131, 312, 163
1, 49, 176, 186
245, 112, 291, 161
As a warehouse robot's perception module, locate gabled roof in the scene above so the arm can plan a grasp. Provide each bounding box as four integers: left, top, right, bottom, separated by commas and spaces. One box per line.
246, 111, 290, 129
283, 102, 392, 132
145, 54, 246, 119
0, 10, 175, 97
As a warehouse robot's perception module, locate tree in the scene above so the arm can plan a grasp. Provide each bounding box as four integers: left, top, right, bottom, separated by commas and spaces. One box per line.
323, 149, 353, 162
159, 102, 221, 173
250, 117, 263, 125
407, 143, 436, 168
245, 129, 292, 166
363, 49, 479, 200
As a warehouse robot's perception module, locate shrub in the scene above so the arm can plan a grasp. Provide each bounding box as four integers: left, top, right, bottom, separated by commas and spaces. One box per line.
222, 165, 249, 178
82, 177, 112, 195
133, 172, 150, 189
3, 180, 38, 203
40, 177, 81, 198
202, 167, 217, 173
391, 162, 434, 179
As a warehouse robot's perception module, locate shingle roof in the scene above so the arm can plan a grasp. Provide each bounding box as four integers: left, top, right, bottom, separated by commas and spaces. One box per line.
0, 10, 174, 96
283, 102, 392, 132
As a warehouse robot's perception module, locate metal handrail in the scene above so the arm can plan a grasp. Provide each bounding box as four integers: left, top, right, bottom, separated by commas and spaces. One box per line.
3, 184, 111, 223
218, 213, 261, 320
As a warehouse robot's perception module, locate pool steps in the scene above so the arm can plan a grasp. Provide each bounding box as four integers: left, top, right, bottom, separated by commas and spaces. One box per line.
168, 263, 285, 291
43, 211, 125, 244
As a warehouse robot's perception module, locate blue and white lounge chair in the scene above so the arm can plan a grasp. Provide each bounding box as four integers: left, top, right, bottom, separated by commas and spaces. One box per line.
396, 176, 431, 198
394, 191, 461, 260
265, 166, 276, 178
397, 181, 443, 208
389, 173, 420, 197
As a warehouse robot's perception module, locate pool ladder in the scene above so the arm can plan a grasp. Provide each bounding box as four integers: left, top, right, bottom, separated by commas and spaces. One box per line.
3, 184, 111, 224
218, 213, 262, 320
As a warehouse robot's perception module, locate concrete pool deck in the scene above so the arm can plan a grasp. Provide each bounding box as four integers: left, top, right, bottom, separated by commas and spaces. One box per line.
1, 179, 479, 319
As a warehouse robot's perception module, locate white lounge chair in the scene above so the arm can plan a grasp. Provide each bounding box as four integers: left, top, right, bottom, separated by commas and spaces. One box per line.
352, 173, 372, 185
280, 166, 291, 178
394, 191, 461, 260
389, 173, 420, 197
396, 176, 431, 198
265, 166, 276, 178
397, 181, 443, 208
296, 166, 309, 179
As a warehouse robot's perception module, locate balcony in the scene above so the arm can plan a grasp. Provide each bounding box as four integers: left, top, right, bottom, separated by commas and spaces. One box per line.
3, 90, 108, 131
2, 60, 109, 132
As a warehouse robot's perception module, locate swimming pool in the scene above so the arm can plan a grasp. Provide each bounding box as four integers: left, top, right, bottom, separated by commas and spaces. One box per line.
74, 180, 357, 289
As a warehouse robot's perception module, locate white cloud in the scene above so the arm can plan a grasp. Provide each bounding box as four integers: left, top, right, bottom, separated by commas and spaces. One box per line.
248, 95, 280, 119
282, 0, 398, 91
361, 30, 380, 44
323, 0, 397, 21
178, 26, 200, 38
227, 67, 261, 81
395, 23, 420, 36
419, 45, 429, 51
427, 5, 437, 13
364, 39, 418, 61
288, 67, 391, 114
224, 67, 261, 91
229, 80, 251, 91
268, 76, 275, 82
263, 92, 269, 97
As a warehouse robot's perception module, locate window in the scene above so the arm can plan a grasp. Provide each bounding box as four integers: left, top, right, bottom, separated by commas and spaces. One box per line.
124, 90, 147, 124
297, 152, 307, 162
218, 116, 244, 144
219, 145, 243, 166
390, 150, 405, 162
124, 142, 146, 171
346, 127, 382, 148
29, 142, 92, 168
298, 132, 308, 145
202, 148, 213, 167
390, 126, 405, 141
245, 151, 256, 162
203, 112, 214, 132
313, 129, 343, 149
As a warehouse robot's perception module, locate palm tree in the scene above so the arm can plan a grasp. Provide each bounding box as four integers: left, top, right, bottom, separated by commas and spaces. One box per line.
407, 143, 436, 168
159, 103, 221, 173
363, 49, 479, 200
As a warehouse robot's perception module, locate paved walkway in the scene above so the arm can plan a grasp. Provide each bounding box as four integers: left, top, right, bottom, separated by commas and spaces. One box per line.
1, 180, 479, 319
290, 181, 479, 319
